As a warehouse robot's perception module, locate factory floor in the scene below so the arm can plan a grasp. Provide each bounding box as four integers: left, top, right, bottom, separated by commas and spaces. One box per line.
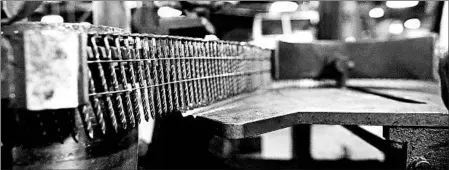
220, 125, 385, 169
260, 125, 384, 161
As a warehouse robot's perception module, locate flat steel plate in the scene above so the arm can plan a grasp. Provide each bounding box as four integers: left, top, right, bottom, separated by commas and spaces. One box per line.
276, 36, 435, 80
194, 80, 448, 139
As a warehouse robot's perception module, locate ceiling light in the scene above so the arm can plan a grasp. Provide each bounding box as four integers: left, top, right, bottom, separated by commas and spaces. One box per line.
386, 1, 419, 9
269, 1, 299, 13
369, 8, 384, 18
41, 15, 64, 23
404, 18, 421, 29
157, 6, 182, 18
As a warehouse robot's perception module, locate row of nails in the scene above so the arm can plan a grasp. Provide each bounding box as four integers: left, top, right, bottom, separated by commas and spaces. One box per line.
81, 33, 271, 139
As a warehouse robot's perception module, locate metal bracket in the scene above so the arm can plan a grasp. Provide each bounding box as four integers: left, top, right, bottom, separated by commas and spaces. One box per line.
386, 127, 449, 170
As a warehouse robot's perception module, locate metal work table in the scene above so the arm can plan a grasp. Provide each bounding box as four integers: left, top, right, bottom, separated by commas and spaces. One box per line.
192, 79, 449, 169
194, 79, 447, 138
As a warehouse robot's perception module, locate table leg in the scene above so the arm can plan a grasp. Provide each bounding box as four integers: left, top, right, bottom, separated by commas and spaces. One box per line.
292, 124, 312, 167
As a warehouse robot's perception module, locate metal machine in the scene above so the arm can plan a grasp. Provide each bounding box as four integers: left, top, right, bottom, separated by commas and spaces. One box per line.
1, 22, 271, 169
1, 21, 448, 170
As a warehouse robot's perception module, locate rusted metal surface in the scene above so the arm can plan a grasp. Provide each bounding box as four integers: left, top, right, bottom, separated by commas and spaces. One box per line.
387, 127, 449, 170
195, 80, 447, 139
3, 28, 87, 110
21, 30, 83, 110
2, 22, 129, 110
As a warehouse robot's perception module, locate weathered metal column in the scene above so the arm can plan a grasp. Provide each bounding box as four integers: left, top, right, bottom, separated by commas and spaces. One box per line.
1, 22, 138, 169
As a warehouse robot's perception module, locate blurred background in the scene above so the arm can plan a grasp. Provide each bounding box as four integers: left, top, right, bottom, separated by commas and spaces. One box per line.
2, 0, 448, 168
2, 1, 446, 45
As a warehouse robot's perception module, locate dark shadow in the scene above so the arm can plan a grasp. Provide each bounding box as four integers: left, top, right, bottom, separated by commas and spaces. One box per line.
139, 111, 231, 169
